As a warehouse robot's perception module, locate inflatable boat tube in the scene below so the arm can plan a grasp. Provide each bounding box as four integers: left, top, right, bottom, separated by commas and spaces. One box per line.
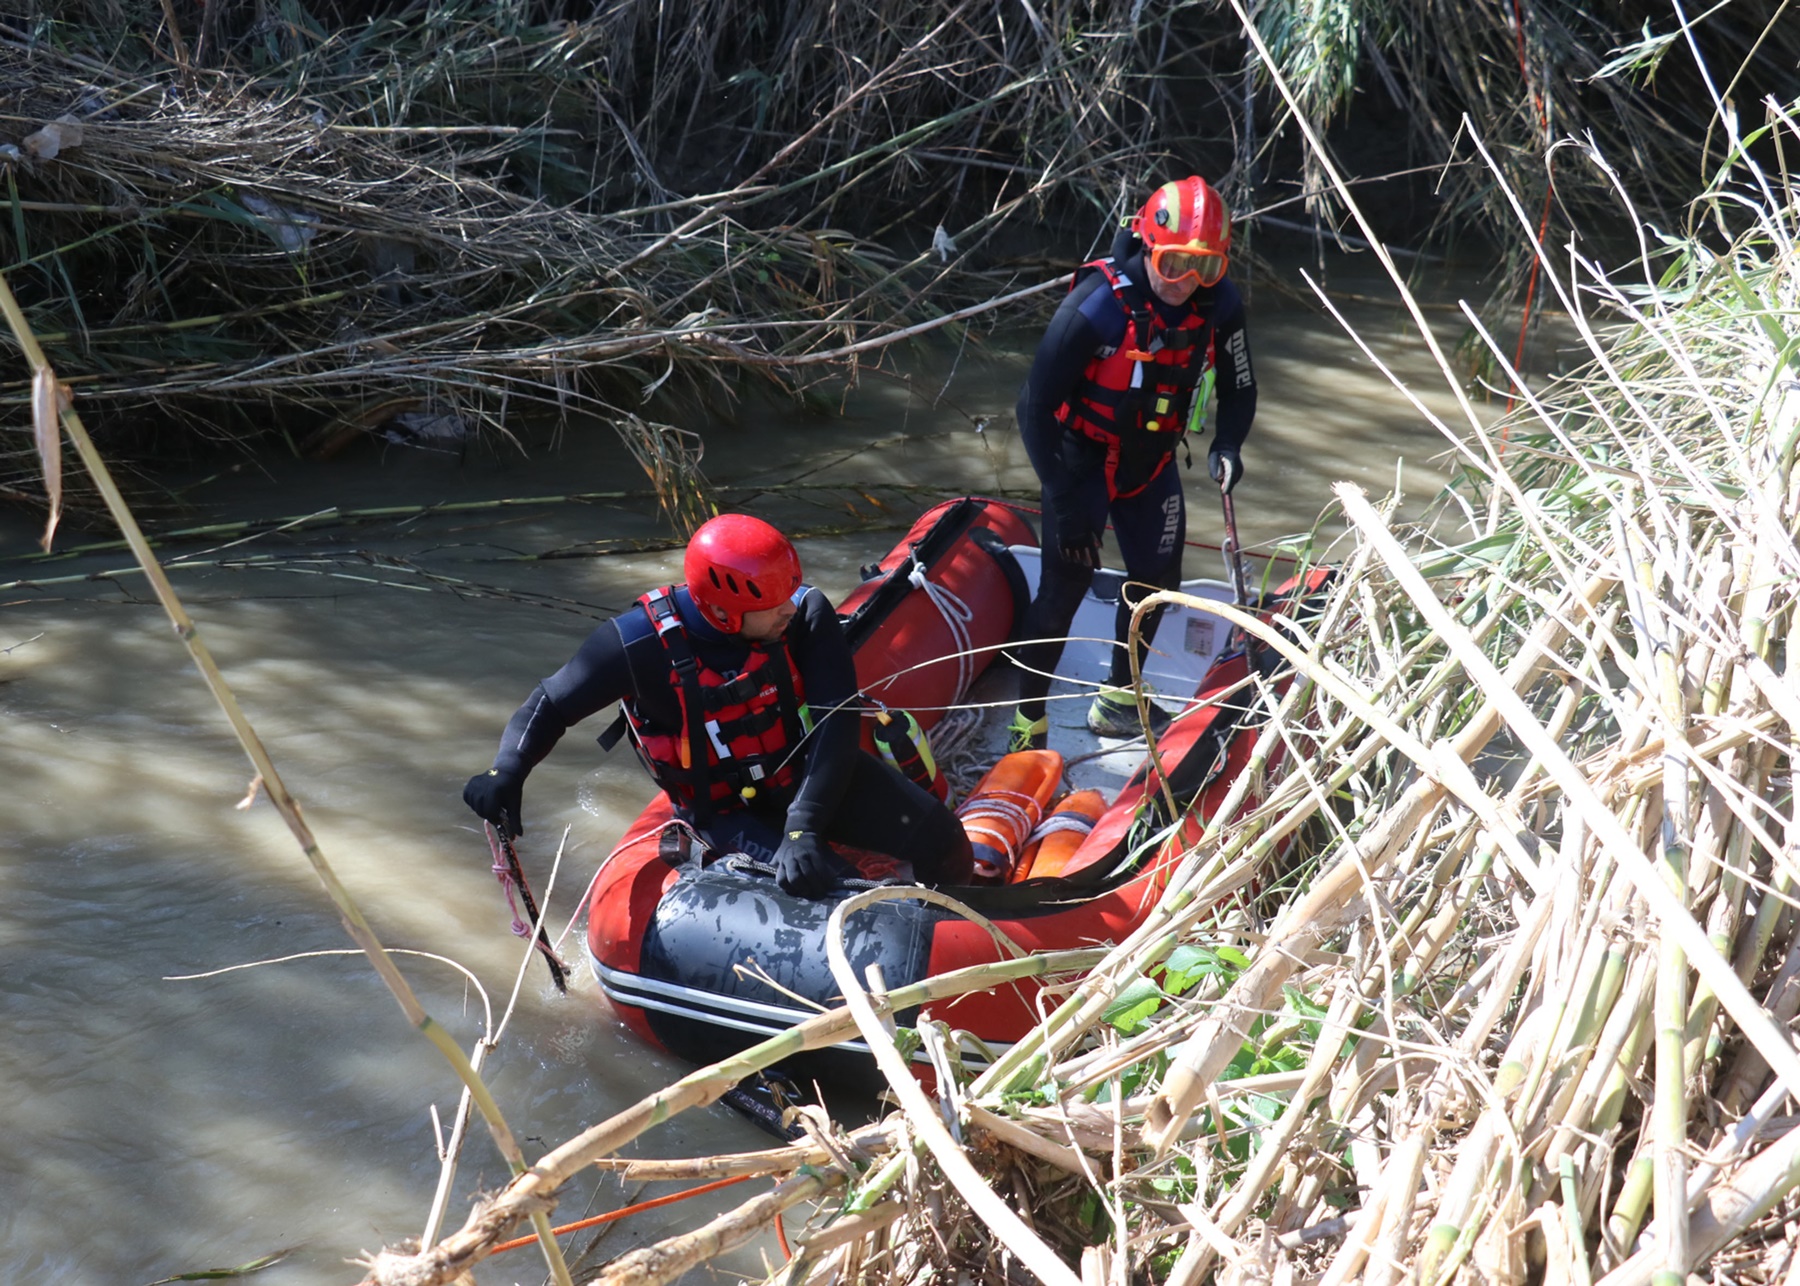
586, 507, 1331, 1066
839, 497, 1035, 740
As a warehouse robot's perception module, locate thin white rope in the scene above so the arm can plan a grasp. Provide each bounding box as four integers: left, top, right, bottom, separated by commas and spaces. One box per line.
958, 787, 1044, 812
909, 562, 976, 697
1025, 810, 1099, 843
962, 824, 1020, 853
956, 788, 1045, 867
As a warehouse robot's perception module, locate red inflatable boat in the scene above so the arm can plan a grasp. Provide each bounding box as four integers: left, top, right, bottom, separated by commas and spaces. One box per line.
584, 496, 1323, 1066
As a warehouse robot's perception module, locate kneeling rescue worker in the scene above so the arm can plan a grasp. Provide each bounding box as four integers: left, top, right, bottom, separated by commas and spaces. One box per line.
463, 514, 974, 898
1009, 174, 1257, 750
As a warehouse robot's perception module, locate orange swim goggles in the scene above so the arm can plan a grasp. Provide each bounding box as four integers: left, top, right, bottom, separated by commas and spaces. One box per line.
1149, 241, 1228, 288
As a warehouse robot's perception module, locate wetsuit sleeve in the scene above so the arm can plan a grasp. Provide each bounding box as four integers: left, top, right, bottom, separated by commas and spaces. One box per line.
1016, 273, 1122, 501
778, 588, 861, 836
1209, 278, 1257, 453
489, 620, 637, 778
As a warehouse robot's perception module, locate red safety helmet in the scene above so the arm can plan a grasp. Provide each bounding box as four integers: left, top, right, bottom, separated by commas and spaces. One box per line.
684, 513, 802, 632
1132, 176, 1231, 288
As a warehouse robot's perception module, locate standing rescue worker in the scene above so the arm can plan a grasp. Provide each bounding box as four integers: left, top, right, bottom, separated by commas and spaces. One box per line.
464, 514, 973, 898
1008, 175, 1256, 749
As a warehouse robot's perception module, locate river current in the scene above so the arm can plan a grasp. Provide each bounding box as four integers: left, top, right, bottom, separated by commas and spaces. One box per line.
0, 257, 1521, 1283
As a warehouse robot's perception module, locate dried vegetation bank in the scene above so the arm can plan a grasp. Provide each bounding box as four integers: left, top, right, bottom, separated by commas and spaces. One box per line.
6, 0, 1797, 519
0, 0, 1247, 514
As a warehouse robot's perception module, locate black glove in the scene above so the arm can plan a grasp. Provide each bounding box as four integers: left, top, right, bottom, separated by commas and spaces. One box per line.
1048, 490, 1102, 569
464, 768, 524, 838
1209, 447, 1245, 495
773, 829, 839, 899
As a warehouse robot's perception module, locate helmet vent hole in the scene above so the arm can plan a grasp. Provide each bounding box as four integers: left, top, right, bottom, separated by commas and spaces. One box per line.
708, 568, 722, 588
725, 573, 739, 593
746, 578, 763, 600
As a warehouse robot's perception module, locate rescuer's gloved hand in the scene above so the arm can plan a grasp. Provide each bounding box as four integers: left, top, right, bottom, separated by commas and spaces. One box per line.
1048, 490, 1102, 569
464, 768, 525, 838
1209, 447, 1245, 495
773, 829, 838, 899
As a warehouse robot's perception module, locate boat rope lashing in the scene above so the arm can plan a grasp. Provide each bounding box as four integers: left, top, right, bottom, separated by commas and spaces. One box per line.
1014, 788, 1109, 881
870, 703, 945, 799
1028, 810, 1102, 841
956, 749, 1064, 880
958, 789, 1043, 880
486, 823, 569, 993
907, 561, 975, 697
720, 852, 896, 892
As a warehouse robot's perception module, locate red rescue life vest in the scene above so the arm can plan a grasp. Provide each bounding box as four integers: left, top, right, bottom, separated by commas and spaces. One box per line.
622, 586, 809, 820
1054, 258, 1214, 499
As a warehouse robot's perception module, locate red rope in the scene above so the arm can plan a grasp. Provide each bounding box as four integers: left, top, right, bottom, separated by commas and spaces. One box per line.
1184, 535, 1296, 564
1507, 185, 1556, 425
489, 1174, 752, 1255
1510, 0, 1548, 129
1504, 0, 1555, 435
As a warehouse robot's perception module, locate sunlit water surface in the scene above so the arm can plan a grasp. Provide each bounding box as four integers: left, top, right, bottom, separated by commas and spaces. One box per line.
0, 258, 1531, 1284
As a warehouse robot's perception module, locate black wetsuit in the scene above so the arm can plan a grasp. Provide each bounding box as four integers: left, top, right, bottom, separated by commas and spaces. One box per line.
488, 586, 972, 883
1012, 248, 1257, 717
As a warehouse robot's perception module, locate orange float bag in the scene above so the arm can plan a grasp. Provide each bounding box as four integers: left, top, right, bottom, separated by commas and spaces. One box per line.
1013, 789, 1109, 881
956, 749, 1063, 881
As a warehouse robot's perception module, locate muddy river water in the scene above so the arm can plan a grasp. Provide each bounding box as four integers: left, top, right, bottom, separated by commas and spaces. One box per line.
0, 257, 1527, 1283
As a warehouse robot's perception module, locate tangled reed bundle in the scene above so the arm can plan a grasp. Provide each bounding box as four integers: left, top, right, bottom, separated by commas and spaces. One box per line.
6, 1, 1795, 523
0, 1, 1240, 521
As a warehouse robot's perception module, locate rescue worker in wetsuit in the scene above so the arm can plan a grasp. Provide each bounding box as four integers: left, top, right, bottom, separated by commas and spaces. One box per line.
1008, 175, 1256, 749
463, 513, 973, 899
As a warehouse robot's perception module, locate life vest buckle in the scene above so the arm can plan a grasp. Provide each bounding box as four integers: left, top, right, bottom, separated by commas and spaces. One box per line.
644, 587, 684, 636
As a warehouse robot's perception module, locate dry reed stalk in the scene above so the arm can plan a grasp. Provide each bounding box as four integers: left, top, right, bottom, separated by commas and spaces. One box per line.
1140, 566, 1618, 1149
0, 269, 577, 1283
716, 87, 1797, 1286
589, 1169, 842, 1286
358, 947, 1108, 1286
588, 1121, 903, 1182
825, 886, 1081, 1286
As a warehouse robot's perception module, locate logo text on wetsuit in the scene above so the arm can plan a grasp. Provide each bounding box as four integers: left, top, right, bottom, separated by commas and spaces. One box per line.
1158, 491, 1181, 556
1224, 330, 1251, 391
